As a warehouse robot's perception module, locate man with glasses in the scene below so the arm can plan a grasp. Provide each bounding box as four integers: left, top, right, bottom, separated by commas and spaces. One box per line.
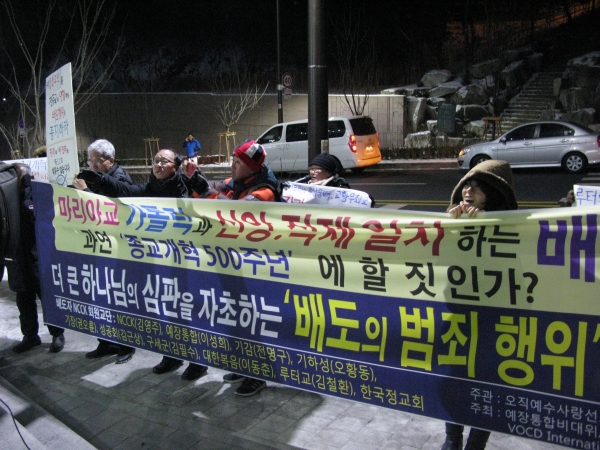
73, 139, 133, 193
73, 139, 136, 364
76, 148, 210, 380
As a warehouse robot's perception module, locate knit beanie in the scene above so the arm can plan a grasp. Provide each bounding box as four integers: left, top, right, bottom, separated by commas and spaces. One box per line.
450, 159, 518, 210
310, 153, 342, 175
234, 139, 266, 173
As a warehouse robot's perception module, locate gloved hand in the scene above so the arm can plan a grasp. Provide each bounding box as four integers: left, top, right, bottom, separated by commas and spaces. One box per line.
76, 170, 104, 185
188, 170, 210, 197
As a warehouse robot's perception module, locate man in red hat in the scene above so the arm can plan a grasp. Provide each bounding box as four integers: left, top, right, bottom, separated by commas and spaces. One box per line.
191, 138, 281, 202
186, 139, 282, 396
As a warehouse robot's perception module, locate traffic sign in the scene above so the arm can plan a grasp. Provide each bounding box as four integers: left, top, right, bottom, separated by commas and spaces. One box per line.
282, 72, 293, 89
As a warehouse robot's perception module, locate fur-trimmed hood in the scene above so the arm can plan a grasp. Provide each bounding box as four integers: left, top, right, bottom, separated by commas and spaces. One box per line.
450, 160, 518, 211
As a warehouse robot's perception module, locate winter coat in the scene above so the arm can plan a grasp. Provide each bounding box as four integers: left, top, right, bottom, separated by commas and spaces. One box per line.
6, 173, 38, 293
209, 166, 282, 202
97, 169, 190, 199
450, 160, 518, 211
88, 164, 133, 195
183, 139, 201, 157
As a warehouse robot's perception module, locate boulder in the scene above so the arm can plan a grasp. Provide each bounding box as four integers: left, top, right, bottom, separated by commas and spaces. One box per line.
553, 78, 562, 97
470, 59, 503, 78
381, 84, 430, 96
429, 81, 464, 98
404, 131, 432, 149
426, 120, 438, 134
501, 60, 531, 88
456, 104, 490, 122
560, 108, 597, 127
565, 64, 600, 89
451, 84, 488, 105
588, 123, 600, 132
472, 76, 495, 93
559, 87, 596, 112
420, 69, 453, 87
407, 97, 428, 133
464, 120, 485, 137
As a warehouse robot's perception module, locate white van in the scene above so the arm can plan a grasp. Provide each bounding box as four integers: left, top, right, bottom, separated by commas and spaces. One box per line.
256, 116, 381, 173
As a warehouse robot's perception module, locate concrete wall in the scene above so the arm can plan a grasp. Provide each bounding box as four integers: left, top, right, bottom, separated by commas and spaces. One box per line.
75, 93, 406, 161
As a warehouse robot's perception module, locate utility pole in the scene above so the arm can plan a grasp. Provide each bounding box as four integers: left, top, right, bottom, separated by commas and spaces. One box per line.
308, 0, 328, 161
276, 0, 283, 123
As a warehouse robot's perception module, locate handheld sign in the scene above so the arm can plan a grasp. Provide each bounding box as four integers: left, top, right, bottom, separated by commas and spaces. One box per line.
45, 63, 79, 186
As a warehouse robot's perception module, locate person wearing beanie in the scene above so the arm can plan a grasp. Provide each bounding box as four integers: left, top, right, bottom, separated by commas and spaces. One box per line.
442, 159, 518, 450
188, 138, 282, 203
295, 153, 351, 188
184, 138, 282, 396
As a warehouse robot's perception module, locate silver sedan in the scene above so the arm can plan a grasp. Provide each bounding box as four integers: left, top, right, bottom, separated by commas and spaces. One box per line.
457, 120, 600, 173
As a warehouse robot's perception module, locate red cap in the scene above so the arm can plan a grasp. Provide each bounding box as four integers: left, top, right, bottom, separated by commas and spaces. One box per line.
234, 139, 266, 173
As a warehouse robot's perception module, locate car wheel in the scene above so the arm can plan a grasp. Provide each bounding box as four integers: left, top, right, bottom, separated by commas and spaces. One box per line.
562, 152, 587, 174
470, 155, 490, 168
350, 167, 365, 173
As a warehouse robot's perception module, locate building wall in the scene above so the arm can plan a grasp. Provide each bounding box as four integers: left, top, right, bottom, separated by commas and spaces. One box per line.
75, 93, 406, 162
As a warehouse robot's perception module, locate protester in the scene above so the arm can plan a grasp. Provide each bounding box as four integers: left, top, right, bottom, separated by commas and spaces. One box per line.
73, 139, 133, 193
73, 139, 136, 364
183, 133, 201, 159
443, 159, 518, 450
76, 149, 209, 380
187, 139, 281, 395
10, 163, 66, 354
558, 189, 575, 207
295, 153, 350, 188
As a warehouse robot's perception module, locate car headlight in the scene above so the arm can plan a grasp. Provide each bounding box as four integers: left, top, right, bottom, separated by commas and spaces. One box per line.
462, 147, 471, 154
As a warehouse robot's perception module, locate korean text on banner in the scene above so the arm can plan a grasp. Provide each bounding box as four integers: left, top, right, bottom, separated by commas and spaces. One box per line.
34, 181, 600, 448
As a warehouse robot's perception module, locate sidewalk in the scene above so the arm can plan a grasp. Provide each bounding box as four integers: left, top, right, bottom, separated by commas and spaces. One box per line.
0, 276, 564, 450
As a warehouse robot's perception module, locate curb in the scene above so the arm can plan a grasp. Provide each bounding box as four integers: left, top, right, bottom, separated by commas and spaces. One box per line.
0, 374, 96, 449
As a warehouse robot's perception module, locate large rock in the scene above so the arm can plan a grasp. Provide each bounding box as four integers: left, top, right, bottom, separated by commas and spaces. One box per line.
381, 84, 430, 96
472, 76, 495, 93
420, 69, 453, 87
470, 59, 503, 78
464, 120, 485, 137
407, 97, 428, 133
559, 87, 596, 112
501, 60, 531, 88
426, 120, 438, 134
429, 81, 464, 98
561, 108, 597, 127
451, 84, 488, 105
564, 65, 600, 89
405, 131, 432, 148
456, 104, 490, 121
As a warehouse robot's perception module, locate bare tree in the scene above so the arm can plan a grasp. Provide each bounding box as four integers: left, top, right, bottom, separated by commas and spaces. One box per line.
331, 10, 379, 115
0, 0, 122, 157
205, 52, 269, 134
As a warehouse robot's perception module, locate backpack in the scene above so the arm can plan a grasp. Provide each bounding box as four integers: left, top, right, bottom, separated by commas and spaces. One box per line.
0, 163, 21, 261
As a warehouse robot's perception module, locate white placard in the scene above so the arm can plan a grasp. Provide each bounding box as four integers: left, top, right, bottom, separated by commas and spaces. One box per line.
45, 63, 78, 186
574, 184, 600, 207
3, 157, 49, 183
282, 182, 372, 208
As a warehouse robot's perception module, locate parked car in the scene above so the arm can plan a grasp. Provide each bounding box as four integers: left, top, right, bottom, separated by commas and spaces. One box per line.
457, 120, 600, 174
256, 116, 381, 173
